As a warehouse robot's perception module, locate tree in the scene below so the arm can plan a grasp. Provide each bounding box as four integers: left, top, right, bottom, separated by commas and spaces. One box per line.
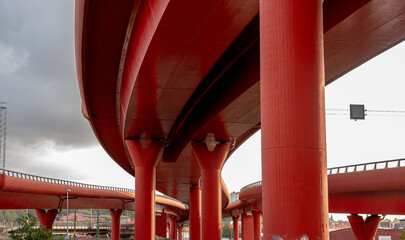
222, 222, 232, 239
398, 229, 405, 240
9, 214, 52, 240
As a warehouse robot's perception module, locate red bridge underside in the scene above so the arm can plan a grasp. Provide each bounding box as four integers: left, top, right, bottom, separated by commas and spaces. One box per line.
0, 175, 187, 220
75, 0, 405, 207
224, 167, 405, 217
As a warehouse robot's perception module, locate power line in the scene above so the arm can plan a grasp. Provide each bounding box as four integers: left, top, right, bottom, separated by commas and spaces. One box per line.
326, 108, 405, 117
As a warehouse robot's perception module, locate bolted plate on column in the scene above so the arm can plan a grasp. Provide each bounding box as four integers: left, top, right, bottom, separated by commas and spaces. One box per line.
350, 104, 365, 120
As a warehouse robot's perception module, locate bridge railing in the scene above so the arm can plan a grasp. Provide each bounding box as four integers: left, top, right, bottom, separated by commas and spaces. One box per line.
239, 158, 405, 192
0, 168, 189, 207
0, 168, 134, 193
327, 158, 405, 175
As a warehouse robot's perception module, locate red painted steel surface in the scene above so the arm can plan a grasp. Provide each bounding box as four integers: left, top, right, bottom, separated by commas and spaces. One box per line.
75, 0, 405, 213
260, 0, 328, 239
0, 174, 187, 221
189, 186, 201, 240
109, 209, 122, 240
192, 143, 230, 240
75, 1, 405, 238
241, 213, 253, 240
225, 167, 405, 216
251, 211, 261, 240
169, 216, 177, 240
348, 215, 381, 240
126, 140, 164, 240
232, 215, 240, 240
0, 175, 132, 200
74, 0, 135, 175
156, 212, 167, 238
35, 209, 58, 231
329, 167, 405, 193
330, 229, 403, 240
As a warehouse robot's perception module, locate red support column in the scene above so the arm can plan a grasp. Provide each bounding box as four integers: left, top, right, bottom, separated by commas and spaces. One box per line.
126, 140, 164, 240
109, 209, 122, 240
191, 142, 230, 240
251, 211, 261, 240
156, 211, 167, 238
35, 209, 58, 231
169, 216, 177, 240
348, 215, 381, 240
241, 213, 253, 240
232, 215, 240, 240
178, 225, 184, 240
259, 0, 328, 239
190, 186, 201, 240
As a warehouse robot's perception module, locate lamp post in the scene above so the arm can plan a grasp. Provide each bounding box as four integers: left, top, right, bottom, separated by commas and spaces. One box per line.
66, 189, 71, 239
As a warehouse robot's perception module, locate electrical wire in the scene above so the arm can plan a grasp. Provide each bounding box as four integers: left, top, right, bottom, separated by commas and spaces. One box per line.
326, 108, 405, 117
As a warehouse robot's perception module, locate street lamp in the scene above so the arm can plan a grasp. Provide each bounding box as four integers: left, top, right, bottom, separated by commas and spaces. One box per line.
66, 189, 71, 239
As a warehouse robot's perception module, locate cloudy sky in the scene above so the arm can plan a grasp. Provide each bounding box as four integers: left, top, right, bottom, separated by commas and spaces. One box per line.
0, 1, 135, 186
1, 0, 405, 210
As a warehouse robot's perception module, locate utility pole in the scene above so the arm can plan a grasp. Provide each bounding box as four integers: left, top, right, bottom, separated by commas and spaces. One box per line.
96, 209, 100, 238
66, 189, 71, 239
74, 209, 77, 238
0, 102, 7, 173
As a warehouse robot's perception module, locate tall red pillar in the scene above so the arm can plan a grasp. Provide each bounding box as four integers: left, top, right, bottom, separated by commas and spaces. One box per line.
251, 211, 261, 240
35, 209, 58, 231
232, 215, 240, 240
156, 211, 167, 238
109, 209, 122, 240
191, 142, 230, 240
260, 0, 328, 239
348, 215, 381, 240
190, 186, 201, 240
126, 140, 164, 240
169, 216, 177, 240
241, 213, 253, 240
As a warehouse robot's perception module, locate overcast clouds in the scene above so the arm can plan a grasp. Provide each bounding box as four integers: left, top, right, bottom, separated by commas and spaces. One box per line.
0, 1, 100, 178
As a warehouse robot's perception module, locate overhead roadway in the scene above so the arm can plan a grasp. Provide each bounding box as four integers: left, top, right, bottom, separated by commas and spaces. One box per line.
75, 0, 405, 211
0, 170, 187, 221
224, 165, 405, 217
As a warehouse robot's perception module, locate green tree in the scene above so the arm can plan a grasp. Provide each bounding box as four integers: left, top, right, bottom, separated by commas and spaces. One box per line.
222, 222, 232, 239
398, 229, 405, 240
9, 214, 52, 240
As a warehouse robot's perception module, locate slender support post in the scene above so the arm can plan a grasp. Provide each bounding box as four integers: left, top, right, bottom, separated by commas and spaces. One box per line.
66, 189, 70, 239
190, 186, 201, 240
232, 215, 240, 240
110, 209, 123, 240
348, 215, 381, 240
73, 209, 77, 238
251, 211, 261, 240
96, 209, 100, 238
260, 0, 328, 239
156, 211, 167, 238
126, 140, 164, 240
169, 216, 177, 240
241, 213, 253, 240
191, 142, 230, 240
35, 209, 58, 232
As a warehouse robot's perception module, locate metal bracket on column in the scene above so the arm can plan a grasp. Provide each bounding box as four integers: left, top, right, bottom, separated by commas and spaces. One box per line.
135, 131, 169, 149
204, 133, 219, 151
139, 131, 152, 149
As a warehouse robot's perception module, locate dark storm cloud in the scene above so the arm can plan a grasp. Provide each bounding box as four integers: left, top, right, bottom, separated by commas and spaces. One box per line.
0, 1, 99, 175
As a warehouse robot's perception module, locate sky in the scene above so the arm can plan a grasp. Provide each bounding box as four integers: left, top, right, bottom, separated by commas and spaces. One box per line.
1, 0, 405, 219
